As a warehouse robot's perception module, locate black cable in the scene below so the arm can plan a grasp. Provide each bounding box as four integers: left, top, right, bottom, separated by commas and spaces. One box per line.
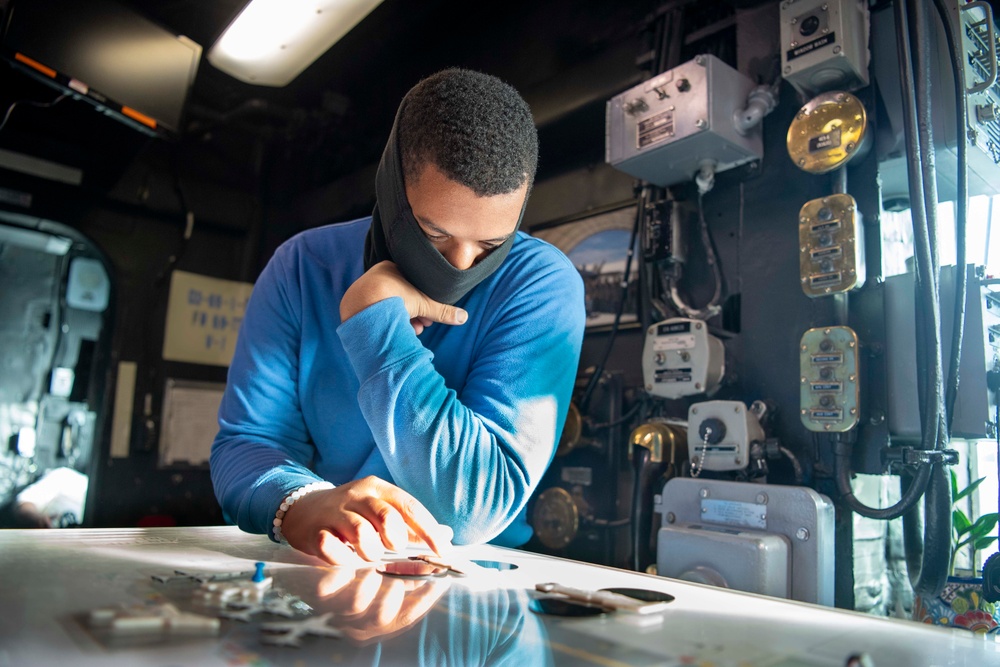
579, 186, 645, 413
631, 444, 652, 572
589, 400, 643, 430
836, 0, 949, 533
896, 0, 945, 458
931, 0, 969, 428
904, 0, 951, 597
0, 93, 67, 134
835, 433, 931, 519
667, 191, 724, 319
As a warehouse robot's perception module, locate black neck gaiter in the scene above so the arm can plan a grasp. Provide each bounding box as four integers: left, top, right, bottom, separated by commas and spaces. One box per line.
363, 102, 522, 305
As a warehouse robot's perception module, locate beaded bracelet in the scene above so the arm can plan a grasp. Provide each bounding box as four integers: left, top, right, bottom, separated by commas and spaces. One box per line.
272, 481, 334, 544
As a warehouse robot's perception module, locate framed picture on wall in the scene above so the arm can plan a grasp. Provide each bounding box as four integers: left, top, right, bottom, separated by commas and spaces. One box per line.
530, 201, 639, 330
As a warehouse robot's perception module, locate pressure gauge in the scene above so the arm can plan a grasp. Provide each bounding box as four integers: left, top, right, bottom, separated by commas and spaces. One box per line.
531, 487, 579, 550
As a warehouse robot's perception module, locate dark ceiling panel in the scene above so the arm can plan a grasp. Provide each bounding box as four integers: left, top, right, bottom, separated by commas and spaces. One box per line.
2, 0, 661, 203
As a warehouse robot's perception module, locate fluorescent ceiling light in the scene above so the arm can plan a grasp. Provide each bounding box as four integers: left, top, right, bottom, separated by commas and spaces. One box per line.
207, 0, 385, 87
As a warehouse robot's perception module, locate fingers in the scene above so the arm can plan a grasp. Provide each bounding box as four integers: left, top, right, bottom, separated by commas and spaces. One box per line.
373, 481, 453, 556
418, 299, 467, 326
409, 316, 435, 334
364, 502, 410, 552
282, 477, 452, 563
315, 530, 366, 567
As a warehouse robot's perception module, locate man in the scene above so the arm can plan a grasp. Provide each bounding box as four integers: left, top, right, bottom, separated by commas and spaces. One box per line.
210, 68, 586, 566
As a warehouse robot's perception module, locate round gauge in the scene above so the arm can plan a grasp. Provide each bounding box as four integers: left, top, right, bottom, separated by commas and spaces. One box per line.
786, 91, 869, 174
531, 487, 579, 550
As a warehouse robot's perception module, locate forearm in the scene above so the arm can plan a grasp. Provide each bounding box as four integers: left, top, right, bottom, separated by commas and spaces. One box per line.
339, 296, 578, 544
210, 434, 324, 535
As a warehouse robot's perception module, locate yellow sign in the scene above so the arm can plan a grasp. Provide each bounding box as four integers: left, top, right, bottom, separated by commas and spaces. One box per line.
162, 270, 254, 367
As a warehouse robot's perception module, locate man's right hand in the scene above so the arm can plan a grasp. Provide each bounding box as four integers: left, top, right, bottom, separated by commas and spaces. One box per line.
339, 261, 468, 334
279, 476, 454, 566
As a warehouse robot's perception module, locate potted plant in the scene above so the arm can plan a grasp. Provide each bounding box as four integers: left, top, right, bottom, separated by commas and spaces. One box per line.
912, 470, 999, 634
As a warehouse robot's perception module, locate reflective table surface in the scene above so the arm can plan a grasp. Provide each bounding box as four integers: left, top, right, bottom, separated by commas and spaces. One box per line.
0, 526, 995, 666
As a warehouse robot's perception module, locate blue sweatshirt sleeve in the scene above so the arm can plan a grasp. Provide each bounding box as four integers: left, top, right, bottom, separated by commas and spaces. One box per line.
337, 248, 585, 544
210, 246, 326, 537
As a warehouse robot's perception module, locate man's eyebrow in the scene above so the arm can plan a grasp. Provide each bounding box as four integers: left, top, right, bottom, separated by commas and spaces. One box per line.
418, 218, 513, 243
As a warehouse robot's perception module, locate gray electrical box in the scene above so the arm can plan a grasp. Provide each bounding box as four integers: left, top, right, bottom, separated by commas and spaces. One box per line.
605, 54, 762, 187
656, 477, 835, 606
779, 0, 870, 97
885, 265, 1000, 441
642, 318, 725, 398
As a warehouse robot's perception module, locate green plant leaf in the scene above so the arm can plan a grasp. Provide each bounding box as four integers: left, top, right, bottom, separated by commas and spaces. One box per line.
951, 468, 959, 500
969, 513, 999, 539
974, 536, 998, 551
954, 509, 971, 536
954, 476, 987, 503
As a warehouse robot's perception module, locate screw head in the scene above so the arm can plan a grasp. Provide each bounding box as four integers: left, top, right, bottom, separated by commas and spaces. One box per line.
756, 493, 768, 504
695, 119, 708, 129
796, 527, 810, 541
700, 488, 709, 498
666, 512, 676, 524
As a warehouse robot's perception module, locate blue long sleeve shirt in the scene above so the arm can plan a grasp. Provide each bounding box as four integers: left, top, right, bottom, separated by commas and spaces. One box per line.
210, 217, 586, 546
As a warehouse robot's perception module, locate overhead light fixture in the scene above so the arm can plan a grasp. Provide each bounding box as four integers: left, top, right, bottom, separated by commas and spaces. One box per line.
207, 0, 385, 87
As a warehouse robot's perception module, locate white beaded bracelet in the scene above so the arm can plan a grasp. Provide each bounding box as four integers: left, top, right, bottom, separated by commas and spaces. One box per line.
272, 481, 334, 544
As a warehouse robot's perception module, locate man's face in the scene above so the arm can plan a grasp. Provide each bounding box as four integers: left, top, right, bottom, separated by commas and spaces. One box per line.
404, 162, 528, 271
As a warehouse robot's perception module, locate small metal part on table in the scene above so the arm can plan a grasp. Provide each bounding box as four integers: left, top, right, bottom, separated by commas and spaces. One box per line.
535, 582, 671, 614
259, 612, 343, 647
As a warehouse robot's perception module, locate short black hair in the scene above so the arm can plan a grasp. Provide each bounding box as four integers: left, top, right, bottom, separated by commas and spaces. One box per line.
398, 68, 538, 197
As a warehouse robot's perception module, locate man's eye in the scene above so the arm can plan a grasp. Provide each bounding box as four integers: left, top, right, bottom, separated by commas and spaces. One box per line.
481, 243, 501, 251
424, 232, 448, 242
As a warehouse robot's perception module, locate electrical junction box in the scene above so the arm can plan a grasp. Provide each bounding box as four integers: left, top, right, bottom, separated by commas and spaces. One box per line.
686, 400, 762, 472
885, 264, 999, 442
605, 54, 762, 187
779, 0, 870, 97
799, 326, 860, 432
798, 193, 865, 297
657, 522, 791, 599
642, 318, 724, 399
656, 477, 835, 605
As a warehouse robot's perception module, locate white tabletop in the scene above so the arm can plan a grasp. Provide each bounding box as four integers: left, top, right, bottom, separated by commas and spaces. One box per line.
0, 525, 995, 666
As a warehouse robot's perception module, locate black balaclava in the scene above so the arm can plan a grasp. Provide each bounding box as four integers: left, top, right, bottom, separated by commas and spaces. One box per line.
363, 98, 525, 305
